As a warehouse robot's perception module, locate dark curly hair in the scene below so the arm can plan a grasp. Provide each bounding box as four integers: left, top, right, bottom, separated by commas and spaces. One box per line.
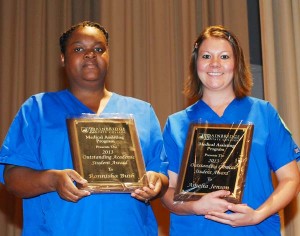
184, 25, 253, 99
59, 21, 109, 54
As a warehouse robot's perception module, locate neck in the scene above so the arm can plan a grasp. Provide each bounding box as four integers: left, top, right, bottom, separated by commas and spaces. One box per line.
96, 89, 112, 115
202, 91, 235, 116
70, 87, 112, 113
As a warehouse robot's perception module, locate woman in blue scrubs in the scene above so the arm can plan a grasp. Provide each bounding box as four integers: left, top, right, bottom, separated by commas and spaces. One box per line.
0, 21, 168, 235
161, 25, 300, 236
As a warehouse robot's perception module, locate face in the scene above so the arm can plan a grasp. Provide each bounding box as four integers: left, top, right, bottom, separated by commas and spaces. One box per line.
61, 26, 109, 91
196, 37, 235, 95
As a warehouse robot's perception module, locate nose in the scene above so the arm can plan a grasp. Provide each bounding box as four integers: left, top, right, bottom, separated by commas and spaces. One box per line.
84, 50, 96, 59
209, 57, 221, 67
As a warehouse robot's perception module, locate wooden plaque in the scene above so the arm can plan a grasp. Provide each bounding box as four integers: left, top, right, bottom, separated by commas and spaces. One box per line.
174, 123, 254, 203
67, 117, 147, 193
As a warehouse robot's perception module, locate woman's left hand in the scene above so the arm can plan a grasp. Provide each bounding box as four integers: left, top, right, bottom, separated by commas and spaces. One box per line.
131, 171, 163, 204
205, 203, 260, 227
206, 161, 300, 227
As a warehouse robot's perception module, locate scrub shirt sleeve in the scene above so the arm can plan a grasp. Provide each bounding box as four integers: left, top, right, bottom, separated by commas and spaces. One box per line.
0, 97, 42, 173
294, 142, 300, 162
145, 106, 168, 175
163, 118, 180, 174
0, 165, 4, 183
266, 102, 299, 170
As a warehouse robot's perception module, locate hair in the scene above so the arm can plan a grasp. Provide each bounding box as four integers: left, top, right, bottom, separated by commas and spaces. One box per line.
183, 25, 253, 99
59, 21, 109, 54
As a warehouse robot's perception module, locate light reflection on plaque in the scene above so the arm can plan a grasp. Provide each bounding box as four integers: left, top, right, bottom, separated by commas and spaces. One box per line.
174, 123, 254, 203
67, 114, 147, 193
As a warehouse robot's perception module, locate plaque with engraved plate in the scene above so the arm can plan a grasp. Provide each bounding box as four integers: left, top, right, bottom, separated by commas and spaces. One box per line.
174, 123, 254, 203
67, 114, 147, 193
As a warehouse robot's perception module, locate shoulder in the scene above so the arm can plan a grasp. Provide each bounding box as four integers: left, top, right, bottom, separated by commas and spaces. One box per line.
167, 101, 199, 122
168, 109, 187, 121
243, 96, 276, 111
241, 96, 266, 105
111, 93, 153, 113
113, 93, 151, 106
19, 92, 47, 110
246, 97, 289, 133
107, 93, 159, 120
24, 90, 64, 104
18, 91, 65, 115
164, 103, 198, 131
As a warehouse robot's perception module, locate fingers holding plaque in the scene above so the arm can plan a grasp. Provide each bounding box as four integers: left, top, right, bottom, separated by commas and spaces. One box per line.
67, 114, 147, 193
174, 123, 254, 203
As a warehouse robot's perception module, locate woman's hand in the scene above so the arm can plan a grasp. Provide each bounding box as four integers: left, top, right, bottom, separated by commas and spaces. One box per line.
161, 170, 230, 215
190, 190, 232, 215
4, 165, 90, 202
205, 161, 300, 227
205, 203, 260, 227
51, 169, 91, 202
131, 171, 168, 203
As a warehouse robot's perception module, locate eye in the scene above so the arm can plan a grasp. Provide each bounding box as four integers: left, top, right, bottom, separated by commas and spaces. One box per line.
74, 47, 83, 52
94, 47, 104, 53
201, 54, 211, 59
220, 54, 230, 59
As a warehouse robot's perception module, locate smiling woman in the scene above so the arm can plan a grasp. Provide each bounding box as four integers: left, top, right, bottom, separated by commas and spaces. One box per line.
197, 38, 235, 95
160, 25, 300, 236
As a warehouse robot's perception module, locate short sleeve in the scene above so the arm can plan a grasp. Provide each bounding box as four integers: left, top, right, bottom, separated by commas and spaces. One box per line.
0, 97, 42, 172
162, 118, 181, 174
145, 106, 169, 175
266, 103, 298, 170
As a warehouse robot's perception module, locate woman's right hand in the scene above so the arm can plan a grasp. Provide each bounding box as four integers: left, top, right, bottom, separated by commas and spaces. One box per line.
190, 190, 231, 215
4, 165, 90, 202
51, 169, 91, 202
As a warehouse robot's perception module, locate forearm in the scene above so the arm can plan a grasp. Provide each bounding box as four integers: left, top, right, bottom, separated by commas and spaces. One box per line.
255, 162, 300, 223
155, 173, 169, 198
161, 171, 198, 215
161, 187, 199, 215
255, 176, 299, 222
4, 165, 58, 198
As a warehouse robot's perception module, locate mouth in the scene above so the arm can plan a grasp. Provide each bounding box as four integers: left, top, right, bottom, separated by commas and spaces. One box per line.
83, 62, 98, 69
207, 72, 223, 76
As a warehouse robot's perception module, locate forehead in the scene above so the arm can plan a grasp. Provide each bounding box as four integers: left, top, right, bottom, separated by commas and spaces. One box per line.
67, 26, 107, 45
199, 37, 233, 52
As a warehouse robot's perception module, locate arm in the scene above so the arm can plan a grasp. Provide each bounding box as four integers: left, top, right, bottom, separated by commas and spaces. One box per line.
4, 164, 90, 202
161, 171, 230, 215
205, 160, 300, 226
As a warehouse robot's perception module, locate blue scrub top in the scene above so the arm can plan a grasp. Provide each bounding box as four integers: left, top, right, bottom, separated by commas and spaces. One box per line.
0, 90, 168, 236
163, 97, 300, 236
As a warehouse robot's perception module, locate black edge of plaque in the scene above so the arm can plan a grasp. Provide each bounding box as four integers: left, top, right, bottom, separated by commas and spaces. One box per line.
67, 117, 148, 193
174, 123, 254, 203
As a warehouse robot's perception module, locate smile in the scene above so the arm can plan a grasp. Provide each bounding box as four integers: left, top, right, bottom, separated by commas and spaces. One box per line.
207, 72, 223, 76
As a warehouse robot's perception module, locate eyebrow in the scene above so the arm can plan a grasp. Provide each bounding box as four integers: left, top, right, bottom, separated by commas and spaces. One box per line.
199, 50, 231, 54
69, 41, 106, 46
